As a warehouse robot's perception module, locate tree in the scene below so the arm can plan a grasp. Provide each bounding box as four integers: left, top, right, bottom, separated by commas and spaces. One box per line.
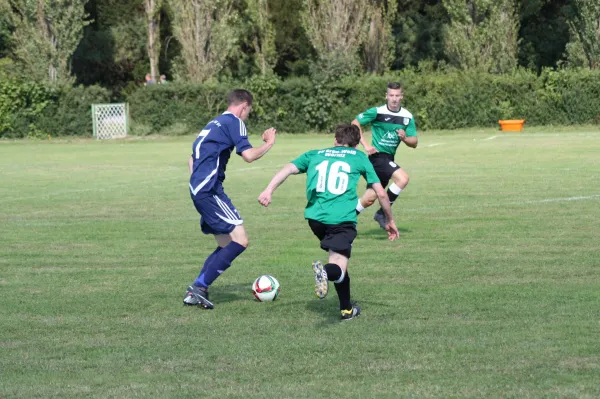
247, 0, 276, 75
566, 0, 600, 69
391, 0, 448, 70
0, 0, 14, 58
301, 0, 370, 72
144, 0, 162, 81
443, 0, 519, 73
269, 0, 314, 77
517, 0, 570, 72
9, 0, 90, 84
169, 0, 237, 83
363, 0, 397, 74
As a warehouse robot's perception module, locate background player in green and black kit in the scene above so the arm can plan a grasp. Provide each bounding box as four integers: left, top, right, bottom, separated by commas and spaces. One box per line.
258, 123, 400, 320
352, 82, 418, 230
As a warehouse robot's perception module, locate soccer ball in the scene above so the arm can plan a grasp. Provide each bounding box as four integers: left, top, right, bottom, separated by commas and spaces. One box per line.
252, 275, 280, 302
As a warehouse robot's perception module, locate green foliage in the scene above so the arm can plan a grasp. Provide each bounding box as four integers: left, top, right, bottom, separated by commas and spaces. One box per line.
301, 0, 369, 72
443, 0, 520, 73
0, 78, 53, 138
127, 82, 231, 134
0, 81, 110, 138
269, 0, 314, 77
35, 85, 111, 136
169, 0, 238, 83
246, 0, 277, 75
122, 68, 600, 135
518, 0, 570, 72
5, 68, 599, 137
0, 0, 14, 58
9, 0, 91, 84
565, 0, 600, 69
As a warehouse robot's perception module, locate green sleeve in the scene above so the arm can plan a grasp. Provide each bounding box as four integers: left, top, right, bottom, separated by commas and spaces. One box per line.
291, 151, 310, 173
362, 156, 380, 185
405, 117, 417, 137
356, 107, 378, 126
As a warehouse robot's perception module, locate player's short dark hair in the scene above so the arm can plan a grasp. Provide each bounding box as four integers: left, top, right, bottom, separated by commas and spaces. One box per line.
387, 82, 402, 91
227, 89, 253, 106
335, 123, 361, 148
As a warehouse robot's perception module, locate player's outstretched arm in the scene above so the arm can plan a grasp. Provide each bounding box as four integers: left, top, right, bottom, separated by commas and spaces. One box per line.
352, 119, 377, 155
372, 182, 400, 240
258, 163, 300, 207
241, 127, 277, 163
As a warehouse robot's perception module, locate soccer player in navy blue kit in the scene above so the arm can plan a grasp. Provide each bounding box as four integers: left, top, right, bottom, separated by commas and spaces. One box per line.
184, 89, 277, 309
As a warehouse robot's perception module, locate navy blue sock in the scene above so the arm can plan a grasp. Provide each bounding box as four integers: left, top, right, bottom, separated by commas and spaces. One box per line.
194, 247, 222, 286
195, 241, 246, 288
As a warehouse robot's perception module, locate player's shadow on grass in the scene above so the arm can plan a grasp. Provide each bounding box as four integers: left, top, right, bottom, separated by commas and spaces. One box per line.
306, 298, 398, 326
359, 226, 411, 238
305, 299, 346, 325
209, 283, 250, 304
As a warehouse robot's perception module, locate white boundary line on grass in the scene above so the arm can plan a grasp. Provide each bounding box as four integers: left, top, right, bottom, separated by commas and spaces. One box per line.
517, 194, 600, 204
424, 143, 444, 148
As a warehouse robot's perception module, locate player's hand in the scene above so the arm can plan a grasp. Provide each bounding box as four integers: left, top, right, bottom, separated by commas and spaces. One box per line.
262, 128, 277, 144
385, 220, 400, 241
258, 190, 272, 207
396, 129, 406, 141
365, 145, 378, 155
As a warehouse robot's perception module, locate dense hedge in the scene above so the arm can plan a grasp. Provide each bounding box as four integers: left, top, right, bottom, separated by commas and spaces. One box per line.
2, 68, 599, 138
0, 80, 110, 138
128, 68, 600, 134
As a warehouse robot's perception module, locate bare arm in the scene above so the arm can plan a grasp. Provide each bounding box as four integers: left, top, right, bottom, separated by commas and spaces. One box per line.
352, 119, 377, 155
241, 142, 274, 163
397, 129, 418, 148
188, 156, 194, 174
402, 135, 418, 148
241, 127, 277, 163
372, 182, 400, 240
258, 163, 300, 207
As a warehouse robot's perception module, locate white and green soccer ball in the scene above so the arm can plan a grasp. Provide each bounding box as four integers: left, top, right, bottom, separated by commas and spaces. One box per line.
252, 275, 280, 302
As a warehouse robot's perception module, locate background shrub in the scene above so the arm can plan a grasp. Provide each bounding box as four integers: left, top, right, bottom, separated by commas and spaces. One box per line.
3, 69, 600, 138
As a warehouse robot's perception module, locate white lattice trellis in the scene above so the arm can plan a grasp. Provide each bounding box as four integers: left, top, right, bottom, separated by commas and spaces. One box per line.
92, 103, 129, 140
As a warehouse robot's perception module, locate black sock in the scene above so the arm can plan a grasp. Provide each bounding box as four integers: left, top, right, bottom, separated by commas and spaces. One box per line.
386, 188, 399, 205
324, 263, 342, 281
334, 272, 351, 311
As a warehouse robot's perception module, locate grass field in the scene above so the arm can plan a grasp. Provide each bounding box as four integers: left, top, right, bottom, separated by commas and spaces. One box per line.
1, 127, 600, 398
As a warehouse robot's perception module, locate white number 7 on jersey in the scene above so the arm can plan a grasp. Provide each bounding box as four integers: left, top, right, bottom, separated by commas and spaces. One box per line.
194, 129, 210, 159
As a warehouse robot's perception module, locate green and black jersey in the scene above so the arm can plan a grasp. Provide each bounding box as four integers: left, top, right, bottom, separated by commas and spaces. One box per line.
291, 146, 380, 225
356, 105, 417, 155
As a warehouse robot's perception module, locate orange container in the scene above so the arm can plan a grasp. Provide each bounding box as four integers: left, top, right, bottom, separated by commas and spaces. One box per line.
498, 119, 525, 132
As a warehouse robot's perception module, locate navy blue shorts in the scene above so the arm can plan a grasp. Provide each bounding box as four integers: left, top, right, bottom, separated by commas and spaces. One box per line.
192, 190, 243, 235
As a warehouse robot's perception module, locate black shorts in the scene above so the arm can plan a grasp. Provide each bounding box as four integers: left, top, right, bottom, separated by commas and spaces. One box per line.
367, 152, 400, 189
308, 219, 357, 259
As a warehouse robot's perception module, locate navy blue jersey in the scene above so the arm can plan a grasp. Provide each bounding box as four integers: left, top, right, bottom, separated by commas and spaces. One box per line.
189, 112, 253, 197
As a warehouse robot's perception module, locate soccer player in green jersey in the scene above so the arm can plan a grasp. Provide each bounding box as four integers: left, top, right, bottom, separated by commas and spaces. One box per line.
352, 82, 418, 229
258, 123, 399, 320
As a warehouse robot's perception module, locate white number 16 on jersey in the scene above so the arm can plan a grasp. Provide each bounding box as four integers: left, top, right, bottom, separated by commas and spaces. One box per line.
315, 160, 350, 195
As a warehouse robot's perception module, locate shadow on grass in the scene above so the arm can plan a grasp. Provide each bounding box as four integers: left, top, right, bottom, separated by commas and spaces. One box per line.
359, 226, 411, 238
305, 298, 399, 325
208, 283, 251, 304
305, 299, 342, 325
